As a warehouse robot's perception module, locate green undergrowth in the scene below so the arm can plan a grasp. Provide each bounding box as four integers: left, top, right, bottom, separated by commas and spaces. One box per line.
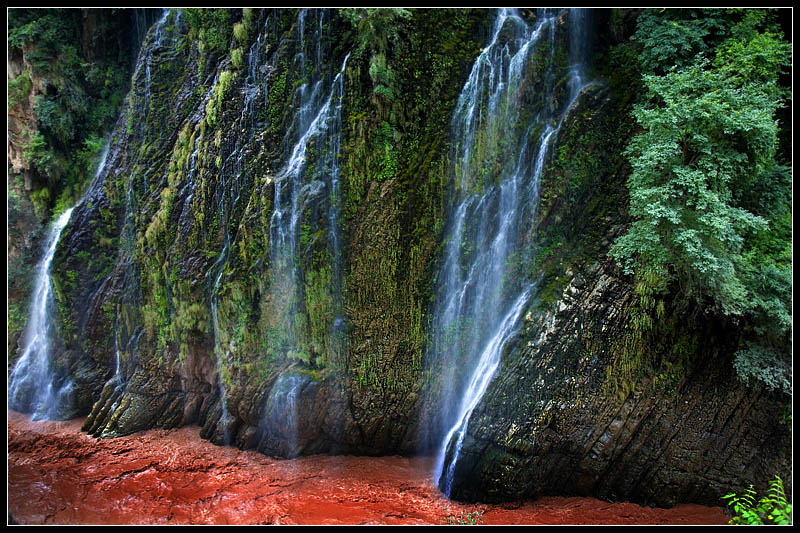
723, 475, 792, 525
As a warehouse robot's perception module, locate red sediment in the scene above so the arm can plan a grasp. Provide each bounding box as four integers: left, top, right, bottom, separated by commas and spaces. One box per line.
7, 411, 730, 525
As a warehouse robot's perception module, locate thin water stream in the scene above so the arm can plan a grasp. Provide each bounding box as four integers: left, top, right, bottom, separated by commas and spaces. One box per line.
8, 209, 76, 420
263, 8, 350, 455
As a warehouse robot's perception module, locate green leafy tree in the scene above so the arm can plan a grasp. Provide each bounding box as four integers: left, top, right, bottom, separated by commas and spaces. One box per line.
611, 58, 781, 316
633, 9, 727, 74
612, 9, 791, 393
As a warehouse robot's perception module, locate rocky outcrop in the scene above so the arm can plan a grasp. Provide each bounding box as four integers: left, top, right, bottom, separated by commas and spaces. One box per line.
445, 257, 792, 506
440, 80, 793, 507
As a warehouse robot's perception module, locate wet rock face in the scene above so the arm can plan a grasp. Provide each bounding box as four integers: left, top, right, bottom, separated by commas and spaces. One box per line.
46, 8, 474, 457
447, 259, 792, 506
441, 83, 793, 506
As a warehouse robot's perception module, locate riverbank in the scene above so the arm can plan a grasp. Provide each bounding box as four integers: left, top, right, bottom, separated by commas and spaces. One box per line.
8, 411, 729, 525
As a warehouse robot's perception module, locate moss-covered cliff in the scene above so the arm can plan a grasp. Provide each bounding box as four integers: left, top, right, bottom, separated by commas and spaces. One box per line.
7, 8, 791, 509
7, 8, 162, 357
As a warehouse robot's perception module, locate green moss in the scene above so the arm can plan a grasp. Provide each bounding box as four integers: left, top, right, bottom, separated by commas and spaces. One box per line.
304, 264, 335, 364
182, 8, 235, 58
267, 63, 289, 135
7, 301, 28, 343
231, 47, 245, 69
205, 69, 235, 128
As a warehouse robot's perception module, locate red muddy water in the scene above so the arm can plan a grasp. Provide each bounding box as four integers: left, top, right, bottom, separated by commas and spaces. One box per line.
7, 411, 729, 525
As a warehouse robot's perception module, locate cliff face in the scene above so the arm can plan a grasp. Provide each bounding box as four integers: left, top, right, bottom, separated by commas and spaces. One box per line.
441, 83, 792, 506
9, 8, 791, 507
48, 8, 491, 455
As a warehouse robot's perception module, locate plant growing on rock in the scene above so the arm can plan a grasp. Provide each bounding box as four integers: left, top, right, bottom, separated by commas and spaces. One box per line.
611, 8, 792, 395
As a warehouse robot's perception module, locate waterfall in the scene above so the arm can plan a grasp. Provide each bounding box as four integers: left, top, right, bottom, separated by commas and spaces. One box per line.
8, 209, 76, 420
131, 8, 183, 163
268, 10, 349, 353
427, 8, 593, 496
438, 287, 534, 496
9, 139, 113, 420
143, 10, 169, 117
209, 251, 233, 445
131, 8, 164, 67
263, 373, 306, 458
262, 8, 350, 456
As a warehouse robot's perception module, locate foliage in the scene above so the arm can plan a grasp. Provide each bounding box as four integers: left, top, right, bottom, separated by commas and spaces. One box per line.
633, 9, 728, 75
611, 59, 778, 316
732, 344, 791, 395
339, 8, 412, 58
340, 8, 411, 110
233, 22, 248, 44
443, 507, 484, 525
722, 476, 792, 525
8, 70, 33, 106
368, 53, 398, 101
182, 8, 234, 57
612, 9, 792, 394
205, 70, 235, 127
231, 47, 245, 69
8, 8, 134, 219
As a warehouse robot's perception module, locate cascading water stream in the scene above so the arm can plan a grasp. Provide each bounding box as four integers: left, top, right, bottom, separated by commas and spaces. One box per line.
438, 286, 534, 495
9, 141, 112, 420
268, 14, 349, 346
110, 15, 176, 397
263, 9, 350, 456
8, 209, 76, 420
263, 373, 306, 458
143, 9, 170, 116
428, 8, 593, 496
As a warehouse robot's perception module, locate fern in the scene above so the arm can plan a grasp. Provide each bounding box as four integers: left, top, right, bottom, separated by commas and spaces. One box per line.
722, 475, 792, 525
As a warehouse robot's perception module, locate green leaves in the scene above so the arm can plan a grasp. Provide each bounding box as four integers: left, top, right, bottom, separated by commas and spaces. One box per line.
339, 8, 412, 58
612, 58, 777, 315
182, 8, 234, 57
443, 507, 484, 525
9, 9, 135, 223
633, 9, 727, 75
722, 476, 793, 525
612, 9, 791, 394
